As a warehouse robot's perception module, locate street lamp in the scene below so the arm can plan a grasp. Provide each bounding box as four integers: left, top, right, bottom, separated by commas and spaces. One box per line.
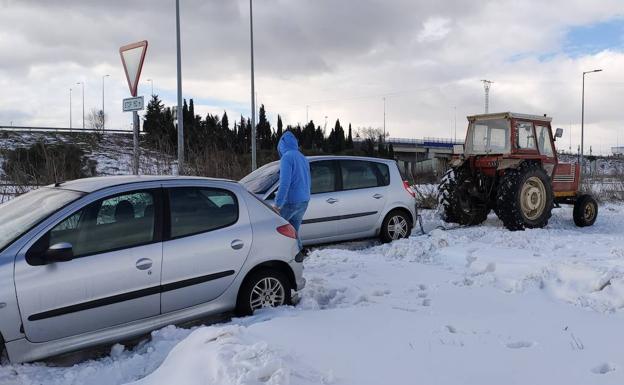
102, 74, 110, 131
249, 0, 257, 171
69, 88, 72, 130
175, 0, 184, 174
146, 78, 153, 96
76, 81, 85, 129
580, 69, 602, 185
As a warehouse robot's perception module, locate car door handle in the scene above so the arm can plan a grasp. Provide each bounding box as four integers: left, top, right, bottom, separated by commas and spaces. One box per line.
326, 198, 338, 204
373, 193, 384, 199
231, 239, 245, 250
135, 258, 153, 271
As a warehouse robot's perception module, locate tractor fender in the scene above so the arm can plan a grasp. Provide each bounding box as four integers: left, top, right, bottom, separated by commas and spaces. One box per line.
497, 158, 525, 171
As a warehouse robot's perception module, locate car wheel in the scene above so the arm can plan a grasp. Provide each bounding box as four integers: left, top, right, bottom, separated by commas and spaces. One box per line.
380, 210, 412, 243
236, 269, 292, 316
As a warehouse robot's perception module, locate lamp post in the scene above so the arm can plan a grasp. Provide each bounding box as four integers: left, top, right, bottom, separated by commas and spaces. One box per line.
102, 74, 110, 131
175, 0, 184, 174
580, 69, 602, 186
249, 0, 257, 171
76, 81, 85, 129
146, 78, 153, 96
69, 88, 72, 130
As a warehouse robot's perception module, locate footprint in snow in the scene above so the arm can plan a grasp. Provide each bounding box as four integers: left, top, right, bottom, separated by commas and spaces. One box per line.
592, 363, 616, 375
506, 341, 534, 349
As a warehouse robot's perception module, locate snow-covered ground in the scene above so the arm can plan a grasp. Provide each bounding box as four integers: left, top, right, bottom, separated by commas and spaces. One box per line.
2, 205, 624, 384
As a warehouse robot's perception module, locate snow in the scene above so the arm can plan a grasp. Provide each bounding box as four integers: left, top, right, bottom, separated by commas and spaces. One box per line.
2, 204, 624, 384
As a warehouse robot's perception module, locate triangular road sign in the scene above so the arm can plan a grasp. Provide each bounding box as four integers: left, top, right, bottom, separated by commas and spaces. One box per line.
119, 40, 148, 97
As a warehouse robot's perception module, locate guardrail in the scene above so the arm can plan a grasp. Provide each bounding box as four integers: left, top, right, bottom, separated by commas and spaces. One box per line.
0, 126, 138, 134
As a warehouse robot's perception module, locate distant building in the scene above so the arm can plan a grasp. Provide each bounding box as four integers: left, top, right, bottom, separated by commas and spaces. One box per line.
612, 146, 624, 156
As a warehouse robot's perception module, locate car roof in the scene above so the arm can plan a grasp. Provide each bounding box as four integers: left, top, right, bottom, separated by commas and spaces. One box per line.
55, 175, 235, 193
306, 155, 395, 163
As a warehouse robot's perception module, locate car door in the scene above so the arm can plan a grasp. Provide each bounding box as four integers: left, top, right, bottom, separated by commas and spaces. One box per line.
160, 183, 252, 313
335, 160, 389, 236
298, 160, 341, 242
14, 188, 163, 343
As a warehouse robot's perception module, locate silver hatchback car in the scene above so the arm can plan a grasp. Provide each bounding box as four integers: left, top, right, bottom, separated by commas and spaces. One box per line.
241, 156, 417, 245
0, 176, 305, 363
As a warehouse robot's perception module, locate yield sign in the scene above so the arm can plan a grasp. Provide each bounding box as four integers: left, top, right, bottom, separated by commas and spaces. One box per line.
119, 40, 148, 97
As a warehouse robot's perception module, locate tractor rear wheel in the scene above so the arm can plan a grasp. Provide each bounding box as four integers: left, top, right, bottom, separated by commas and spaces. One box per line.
573, 194, 598, 227
496, 163, 553, 231
438, 167, 489, 226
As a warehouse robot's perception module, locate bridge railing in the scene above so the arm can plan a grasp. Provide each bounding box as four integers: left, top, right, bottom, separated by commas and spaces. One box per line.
385, 137, 464, 146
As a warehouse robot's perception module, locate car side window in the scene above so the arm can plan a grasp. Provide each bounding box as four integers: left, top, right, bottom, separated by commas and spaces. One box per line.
310, 161, 337, 194
515, 121, 537, 150
340, 160, 383, 190
169, 187, 238, 238
535, 125, 554, 157
47, 191, 156, 257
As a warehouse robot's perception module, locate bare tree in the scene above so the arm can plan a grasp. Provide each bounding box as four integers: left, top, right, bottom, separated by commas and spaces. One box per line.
88, 108, 106, 134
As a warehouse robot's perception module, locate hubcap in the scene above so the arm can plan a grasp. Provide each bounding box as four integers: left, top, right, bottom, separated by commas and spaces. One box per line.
520, 176, 546, 220
387, 215, 409, 240
584, 202, 596, 221
250, 277, 285, 311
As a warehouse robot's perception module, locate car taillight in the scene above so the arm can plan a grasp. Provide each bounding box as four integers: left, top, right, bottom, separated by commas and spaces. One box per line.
403, 180, 416, 198
277, 224, 297, 239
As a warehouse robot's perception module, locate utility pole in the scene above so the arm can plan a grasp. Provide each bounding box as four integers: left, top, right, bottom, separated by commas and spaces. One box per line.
147, 78, 154, 96
176, 0, 184, 174
481, 80, 493, 114
306, 105, 309, 123
102, 74, 109, 131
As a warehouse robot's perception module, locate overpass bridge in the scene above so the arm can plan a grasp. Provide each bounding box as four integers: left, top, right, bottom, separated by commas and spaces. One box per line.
386, 137, 464, 179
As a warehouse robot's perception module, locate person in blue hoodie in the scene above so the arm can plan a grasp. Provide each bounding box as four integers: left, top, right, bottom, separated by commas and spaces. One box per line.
273, 131, 311, 250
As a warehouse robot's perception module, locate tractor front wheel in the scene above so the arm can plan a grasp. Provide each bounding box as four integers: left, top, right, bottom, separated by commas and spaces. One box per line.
573, 194, 598, 227
496, 163, 553, 231
438, 167, 489, 226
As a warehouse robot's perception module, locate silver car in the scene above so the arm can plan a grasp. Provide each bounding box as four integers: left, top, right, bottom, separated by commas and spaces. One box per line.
0, 175, 304, 363
241, 156, 417, 245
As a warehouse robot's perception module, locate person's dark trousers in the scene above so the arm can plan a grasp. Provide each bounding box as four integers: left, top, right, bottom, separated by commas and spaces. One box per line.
280, 201, 309, 250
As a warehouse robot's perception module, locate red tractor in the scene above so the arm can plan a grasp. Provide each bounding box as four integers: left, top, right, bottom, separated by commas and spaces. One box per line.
439, 112, 597, 231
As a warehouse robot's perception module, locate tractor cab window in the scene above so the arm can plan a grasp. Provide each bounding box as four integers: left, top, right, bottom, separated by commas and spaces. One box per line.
535, 125, 554, 157
515, 121, 537, 150
465, 118, 510, 155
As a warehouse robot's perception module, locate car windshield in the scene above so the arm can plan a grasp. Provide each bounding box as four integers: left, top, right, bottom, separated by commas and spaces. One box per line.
240, 161, 280, 195
465, 118, 511, 154
0, 187, 84, 252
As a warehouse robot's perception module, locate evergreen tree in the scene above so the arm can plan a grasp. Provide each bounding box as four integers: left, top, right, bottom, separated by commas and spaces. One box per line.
388, 143, 395, 159
346, 124, 354, 149
276, 115, 283, 138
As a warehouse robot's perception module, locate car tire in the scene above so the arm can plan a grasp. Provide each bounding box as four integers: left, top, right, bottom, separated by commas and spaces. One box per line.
573, 194, 598, 227
380, 209, 412, 243
236, 269, 292, 316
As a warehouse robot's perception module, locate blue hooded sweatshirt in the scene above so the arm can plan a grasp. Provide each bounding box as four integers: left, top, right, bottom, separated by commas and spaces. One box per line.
275, 131, 311, 208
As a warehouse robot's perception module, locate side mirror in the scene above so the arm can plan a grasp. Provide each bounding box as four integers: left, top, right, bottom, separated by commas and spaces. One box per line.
554, 128, 564, 140
45, 242, 74, 263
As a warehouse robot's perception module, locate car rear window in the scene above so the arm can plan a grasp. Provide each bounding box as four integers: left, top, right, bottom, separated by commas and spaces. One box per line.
240, 161, 280, 195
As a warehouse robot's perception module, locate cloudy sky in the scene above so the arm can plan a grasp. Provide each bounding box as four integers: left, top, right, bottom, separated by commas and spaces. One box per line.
0, 0, 623, 154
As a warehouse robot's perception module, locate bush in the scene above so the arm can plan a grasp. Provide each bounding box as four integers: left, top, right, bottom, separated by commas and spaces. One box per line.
3, 142, 94, 185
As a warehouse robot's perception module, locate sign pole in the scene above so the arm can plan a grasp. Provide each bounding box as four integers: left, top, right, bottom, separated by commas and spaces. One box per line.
133, 111, 140, 175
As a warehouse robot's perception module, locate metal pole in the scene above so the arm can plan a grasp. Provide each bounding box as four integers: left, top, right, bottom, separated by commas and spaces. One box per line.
383, 97, 386, 143
580, 69, 603, 187
102, 74, 109, 131
249, 0, 257, 171
77, 82, 85, 129
454, 106, 457, 142
69, 88, 72, 130
147, 79, 153, 96
306, 105, 309, 123
581, 72, 585, 183
176, 0, 184, 174
133, 111, 140, 175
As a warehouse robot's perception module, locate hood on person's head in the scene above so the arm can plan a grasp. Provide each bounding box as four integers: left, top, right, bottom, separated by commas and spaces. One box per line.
278, 131, 299, 157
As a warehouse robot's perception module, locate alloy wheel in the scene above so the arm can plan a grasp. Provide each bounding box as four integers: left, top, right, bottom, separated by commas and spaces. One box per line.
387, 215, 409, 240
249, 277, 286, 311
